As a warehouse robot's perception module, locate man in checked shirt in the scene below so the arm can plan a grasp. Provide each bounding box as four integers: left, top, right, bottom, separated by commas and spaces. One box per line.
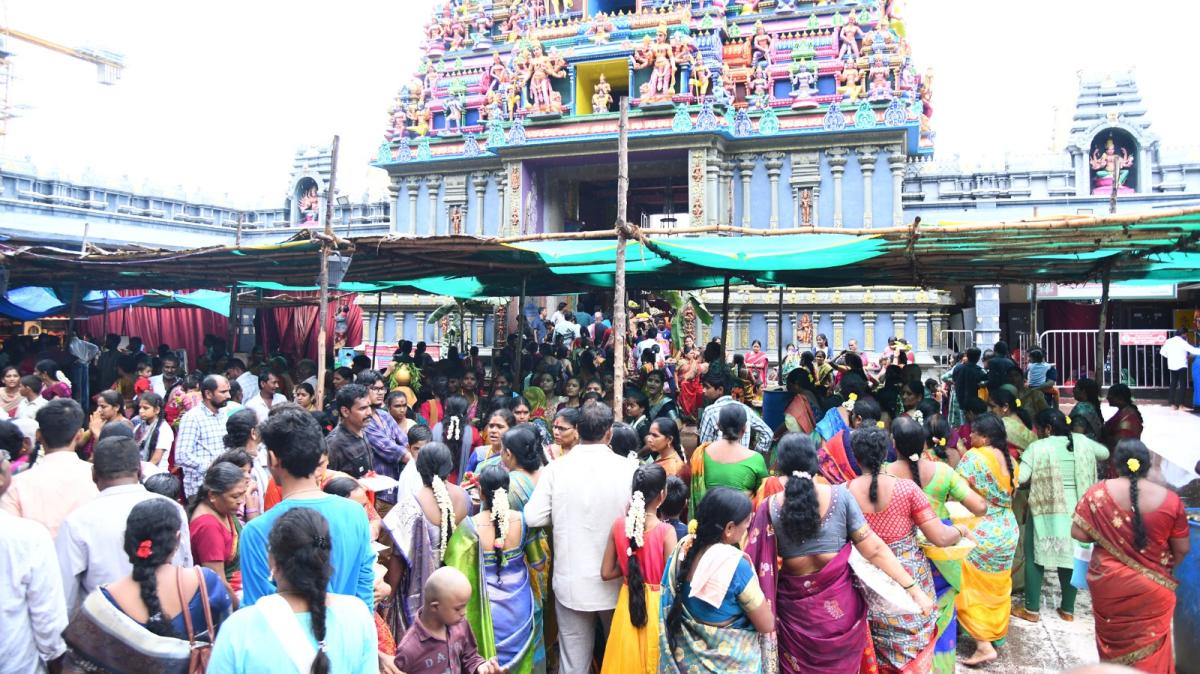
697, 369, 773, 456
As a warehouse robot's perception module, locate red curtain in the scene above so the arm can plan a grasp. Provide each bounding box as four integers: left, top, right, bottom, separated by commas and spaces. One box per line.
257, 293, 363, 362
84, 292, 228, 367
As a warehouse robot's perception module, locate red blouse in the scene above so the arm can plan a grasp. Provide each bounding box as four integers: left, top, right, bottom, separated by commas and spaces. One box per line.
862, 478, 937, 544
611, 518, 672, 586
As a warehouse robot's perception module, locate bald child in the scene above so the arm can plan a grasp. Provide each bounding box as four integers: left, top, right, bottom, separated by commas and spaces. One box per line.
394, 567, 504, 674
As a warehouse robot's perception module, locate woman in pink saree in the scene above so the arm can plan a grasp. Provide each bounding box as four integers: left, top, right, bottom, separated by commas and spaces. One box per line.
745, 434, 934, 674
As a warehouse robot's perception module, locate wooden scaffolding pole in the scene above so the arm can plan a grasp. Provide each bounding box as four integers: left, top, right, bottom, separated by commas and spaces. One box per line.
612, 96, 629, 415
1094, 265, 1111, 383
315, 135, 340, 406
720, 276, 731, 347
515, 278, 527, 389
372, 291, 385, 369
776, 285, 784, 387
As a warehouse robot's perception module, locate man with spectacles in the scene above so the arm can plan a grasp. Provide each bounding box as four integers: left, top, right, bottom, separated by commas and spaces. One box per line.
356, 370, 408, 515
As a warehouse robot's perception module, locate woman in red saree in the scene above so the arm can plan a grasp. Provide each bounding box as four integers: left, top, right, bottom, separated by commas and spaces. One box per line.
1072, 439, 1191, 673
1100, 384, 1143, 478
744, 340, 769, 390
676, 347, 705, 421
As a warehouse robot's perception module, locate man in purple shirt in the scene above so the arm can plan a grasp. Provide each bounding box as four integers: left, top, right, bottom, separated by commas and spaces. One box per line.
356, 370, 408, 513
394, 567, 500, 674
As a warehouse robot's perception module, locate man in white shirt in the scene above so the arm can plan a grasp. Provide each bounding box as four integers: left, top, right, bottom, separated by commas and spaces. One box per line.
1160, 328, 1200, 411
0, 443, 67, 674
15, 375, 47, 421
550, 301, 568, 328
148, 353, 182, 397
297, 359, 319, 390
224, 357, 260, 403
524, 402, 636, 674
56, 435, 193, 615
245, 370, 286, 424
635, 326, 664, 368
0, 399, 98, 537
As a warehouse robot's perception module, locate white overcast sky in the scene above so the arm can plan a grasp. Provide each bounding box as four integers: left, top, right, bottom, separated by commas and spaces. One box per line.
1, 0, 1194, 207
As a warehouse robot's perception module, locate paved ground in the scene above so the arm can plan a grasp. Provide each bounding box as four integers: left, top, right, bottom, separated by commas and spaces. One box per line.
957, 576, 1097, 673
954, 402, 1199, 672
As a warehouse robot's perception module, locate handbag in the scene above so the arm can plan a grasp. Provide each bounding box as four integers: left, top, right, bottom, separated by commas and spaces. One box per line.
177, 567, 217, 674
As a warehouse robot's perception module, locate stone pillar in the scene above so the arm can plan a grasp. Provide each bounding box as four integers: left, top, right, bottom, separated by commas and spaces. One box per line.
832, 312, 846, 350
406, 177, 421, 236
395, 311, 405, 343
827, 148, 848, 228
738, 155, 756, 227
689, 149, 709, 228
493, 170, 508, 235
475, 317, 485, 345
791, 185, 800, 227
931, 310, 948, 351
894, 310, 908, 342
888, 147, 906, 227
857, 146, 878, 228
388, 177, 403, 233
974, 285, 1001, 349
426, 175, 442, 236
415, 311, 427, 344
738, 311, 751, 352
706, 156, 721, 226
765, 152, 784, 229
810, 311, 822, 348
766, 310, 779, 352
472, 173, 488, 235
863, 311, 877, 353
720, 160, 735, 226
916, 311, 931, 353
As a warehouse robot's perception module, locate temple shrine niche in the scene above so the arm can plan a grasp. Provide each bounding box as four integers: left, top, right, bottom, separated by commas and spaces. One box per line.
1089, 130, 1137, 194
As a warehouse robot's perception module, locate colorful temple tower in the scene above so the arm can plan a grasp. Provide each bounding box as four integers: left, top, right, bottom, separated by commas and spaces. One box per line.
374, 0, 949, 363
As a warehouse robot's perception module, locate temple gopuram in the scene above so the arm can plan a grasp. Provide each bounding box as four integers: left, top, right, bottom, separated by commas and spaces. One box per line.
375, 0, 955, 367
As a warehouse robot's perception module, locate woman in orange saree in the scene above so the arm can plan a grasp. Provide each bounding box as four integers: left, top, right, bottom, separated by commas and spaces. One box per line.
1072, 440, 1190, 673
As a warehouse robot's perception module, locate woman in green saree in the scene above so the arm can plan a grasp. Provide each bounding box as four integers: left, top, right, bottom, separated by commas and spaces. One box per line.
444, 463, 540, 673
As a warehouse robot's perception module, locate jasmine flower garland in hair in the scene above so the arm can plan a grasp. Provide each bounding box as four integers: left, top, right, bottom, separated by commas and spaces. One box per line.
625, 490, 646, 550
431, 475, 454, 561
492, 486, 509, 550
843, 392, 858, 412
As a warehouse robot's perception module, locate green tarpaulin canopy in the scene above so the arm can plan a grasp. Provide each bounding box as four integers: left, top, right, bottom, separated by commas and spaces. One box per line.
3, 206, 1199, 298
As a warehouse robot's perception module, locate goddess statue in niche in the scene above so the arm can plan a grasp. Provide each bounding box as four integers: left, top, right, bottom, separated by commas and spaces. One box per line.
634, 24, 677, 103
527, 43, 566, 114
796, 313, 814, 346
297, 182, 319, 225
592, 74, 613, 112
1090, 136, 1135, 194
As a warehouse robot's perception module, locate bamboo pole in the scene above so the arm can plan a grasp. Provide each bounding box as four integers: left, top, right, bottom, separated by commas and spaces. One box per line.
1028, 283, 1038, 348
226, 284, 239, 356
373, 291, 384, 369
1094, 265, 1111, 383
515, 278, 527, 389
316, 135, 340, 406
720, 275, 730, 347
776, 285, 784, 387
612, 96, 629, 416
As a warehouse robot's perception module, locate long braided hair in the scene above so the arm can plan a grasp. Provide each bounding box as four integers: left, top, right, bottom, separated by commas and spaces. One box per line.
1115, 439, 1152, 550
777, 433, 821, 541
268, 507, 333, 674
477, 463, 512, 558
665, 488, 752, 650
416, 442, 457, 560
850, 426, 889, 502
891, 415, 926, 488
124, 499, 183, 637
1035, 409, 1074, 453
624, 464, 667, 628
923, 412, 951, 462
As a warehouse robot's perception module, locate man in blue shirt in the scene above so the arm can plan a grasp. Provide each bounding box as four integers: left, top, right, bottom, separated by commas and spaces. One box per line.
239, 406, 376, 610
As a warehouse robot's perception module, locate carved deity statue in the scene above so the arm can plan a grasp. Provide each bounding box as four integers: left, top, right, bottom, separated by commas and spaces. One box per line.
789, 61, 818, 109
483, 53, 508, 94
444, 94, 465, 131
527, 43, 567, 114
866, 55, 893, 101
749, 61, 771, 109
449, 206, 464, 234
634, 24, 678, 103
837, 56, 864, 102
298, 184, 319, 224
587, 11, 615, 44
836, 11, 864, 61
1090, 137, 1135, 194
799, 188, 813, 225
592, 73, 613, 112
751, 21, 775, 67
690, 58, 713, 99
796, 313, 814, 346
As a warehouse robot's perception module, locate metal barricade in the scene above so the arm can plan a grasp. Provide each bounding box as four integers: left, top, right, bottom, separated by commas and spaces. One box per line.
939, 330, 975, 364
1039, 329, 1185, 391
